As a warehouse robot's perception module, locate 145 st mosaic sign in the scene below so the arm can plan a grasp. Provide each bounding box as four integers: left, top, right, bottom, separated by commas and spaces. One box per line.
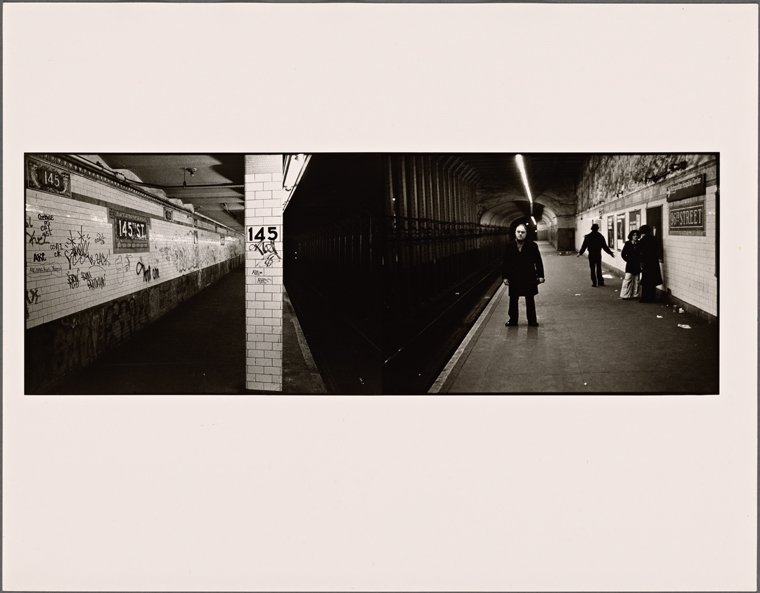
110, 209, 150, 253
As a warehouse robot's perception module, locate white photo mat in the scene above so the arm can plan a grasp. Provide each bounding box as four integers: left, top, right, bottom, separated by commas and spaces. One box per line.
3, 4, 757, 591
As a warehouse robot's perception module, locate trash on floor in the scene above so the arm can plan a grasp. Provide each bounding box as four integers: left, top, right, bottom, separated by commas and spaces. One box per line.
678, 307, 685, 314
656, 315, 663, 318
574, 293, 582, 296
677, 324, 692, 329
583, 382, 588, 386
602, 273, 614, 278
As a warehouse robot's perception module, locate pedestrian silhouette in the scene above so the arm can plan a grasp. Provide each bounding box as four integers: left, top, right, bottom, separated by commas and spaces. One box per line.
577, 223, 614, 287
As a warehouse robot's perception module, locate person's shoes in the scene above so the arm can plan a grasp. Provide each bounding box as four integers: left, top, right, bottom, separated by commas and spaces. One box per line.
591, 284, 597, 287
598, 282, 605, 286
505, 321, 517, 326
528, 322, 539, 327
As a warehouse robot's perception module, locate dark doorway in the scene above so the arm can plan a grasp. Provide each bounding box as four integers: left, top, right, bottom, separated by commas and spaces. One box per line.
646, 205, 664, 260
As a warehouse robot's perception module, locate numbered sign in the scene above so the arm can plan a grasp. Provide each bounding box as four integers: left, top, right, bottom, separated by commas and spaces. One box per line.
246, 226, 282, 271
247, 226, 279, 242
109, 209, 150, 253
26, 157, 71, 197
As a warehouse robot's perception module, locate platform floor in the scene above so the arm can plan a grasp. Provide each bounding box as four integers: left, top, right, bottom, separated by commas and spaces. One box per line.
430, 242, 719, 394
43, 267, 326, 395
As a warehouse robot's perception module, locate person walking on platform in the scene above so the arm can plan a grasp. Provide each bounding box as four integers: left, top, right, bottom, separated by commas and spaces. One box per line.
637, 224, 663, 303
619, 229, 641, 299
503, 224, 545, 327
577, 223, 614, 287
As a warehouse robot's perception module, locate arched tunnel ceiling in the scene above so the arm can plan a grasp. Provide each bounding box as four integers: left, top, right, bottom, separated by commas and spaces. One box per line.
455, 153, 588, 227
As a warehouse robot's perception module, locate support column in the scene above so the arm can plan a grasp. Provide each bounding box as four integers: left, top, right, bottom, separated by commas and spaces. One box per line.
244, 155, 285, 392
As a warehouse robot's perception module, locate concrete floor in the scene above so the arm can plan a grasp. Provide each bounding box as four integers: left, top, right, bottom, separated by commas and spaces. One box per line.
43, 267, 325, 394
432, 242, 719, 394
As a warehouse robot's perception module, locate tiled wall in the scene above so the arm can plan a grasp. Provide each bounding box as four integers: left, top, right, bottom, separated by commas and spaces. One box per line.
24, 155, 245, 392
661, 190, 718, 315
575, 158, 718, 317
25, 157, 243, 328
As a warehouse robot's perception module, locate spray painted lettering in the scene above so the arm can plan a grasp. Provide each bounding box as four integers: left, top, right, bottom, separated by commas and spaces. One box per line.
29, 263, 62, 276
66, 271, 80, 289
136, 259, 160, 282
80, 266, 106, 290
248, 240, 281, 267
26, 213, 55, 245
64, 227, 92, 268
26, 288, 41, 305
49, 242, 64, 258
115, 255, 132, 285
63, 227, 111, 269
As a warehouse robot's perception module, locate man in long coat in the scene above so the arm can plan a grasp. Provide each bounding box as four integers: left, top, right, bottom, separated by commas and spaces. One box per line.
577, 223, 615, 287
502, 224, 545, 327
637, 224, 663, 302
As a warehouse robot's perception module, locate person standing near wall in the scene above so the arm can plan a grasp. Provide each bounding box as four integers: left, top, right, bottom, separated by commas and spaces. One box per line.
503, 224, 545, 327
619, 229, 641, 299
577, 223, 614, 287
637, 224, 663, 303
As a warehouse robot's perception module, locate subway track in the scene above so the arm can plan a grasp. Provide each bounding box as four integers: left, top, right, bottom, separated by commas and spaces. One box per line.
286, 267, 503, 395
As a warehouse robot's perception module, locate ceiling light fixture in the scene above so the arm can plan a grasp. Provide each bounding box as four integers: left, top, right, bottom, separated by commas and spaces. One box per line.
283, 154, 307, 191
515, 154, 535, 220
183, 167, 197, 187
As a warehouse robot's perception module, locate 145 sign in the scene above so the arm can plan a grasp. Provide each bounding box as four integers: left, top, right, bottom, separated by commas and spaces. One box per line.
247, 226, 279, 242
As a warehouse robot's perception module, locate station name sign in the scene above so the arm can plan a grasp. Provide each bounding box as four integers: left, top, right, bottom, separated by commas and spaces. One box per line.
666, 173, 705, 203
110, 208, 150, 253
669, 202, 705, 233
26, 157, 71, 197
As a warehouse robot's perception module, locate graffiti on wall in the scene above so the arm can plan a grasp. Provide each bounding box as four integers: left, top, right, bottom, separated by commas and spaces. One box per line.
25, 188, 244, 330
576, 155, 713, 211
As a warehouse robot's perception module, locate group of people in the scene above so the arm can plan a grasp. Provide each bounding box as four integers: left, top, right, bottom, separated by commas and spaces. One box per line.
501, 222, 663, 326
616, 224, 662, 302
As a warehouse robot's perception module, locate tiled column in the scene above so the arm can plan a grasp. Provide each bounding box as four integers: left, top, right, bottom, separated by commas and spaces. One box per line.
244, 155, 285, 392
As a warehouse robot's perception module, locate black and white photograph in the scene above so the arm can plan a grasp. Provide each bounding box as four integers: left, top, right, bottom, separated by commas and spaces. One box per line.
25, 153, 719, 395
4, 3, 757, 592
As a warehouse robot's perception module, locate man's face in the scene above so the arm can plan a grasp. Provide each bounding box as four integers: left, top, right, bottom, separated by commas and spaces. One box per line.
515, 227, 527, 240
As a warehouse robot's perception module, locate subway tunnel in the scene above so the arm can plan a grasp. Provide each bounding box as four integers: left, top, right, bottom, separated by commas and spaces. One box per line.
24, 153, 719, 395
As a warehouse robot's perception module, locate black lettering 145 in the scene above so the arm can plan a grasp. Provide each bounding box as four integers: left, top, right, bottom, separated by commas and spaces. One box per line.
248, 226, 278, 242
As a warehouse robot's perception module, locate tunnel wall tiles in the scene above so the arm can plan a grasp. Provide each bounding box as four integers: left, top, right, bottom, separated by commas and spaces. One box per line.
25, 159, 244, 329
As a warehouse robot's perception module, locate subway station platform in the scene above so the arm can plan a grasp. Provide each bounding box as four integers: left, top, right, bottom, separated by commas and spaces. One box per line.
40, 267, 326, 395
41, 243, 719, 396
430, 242, 719, 394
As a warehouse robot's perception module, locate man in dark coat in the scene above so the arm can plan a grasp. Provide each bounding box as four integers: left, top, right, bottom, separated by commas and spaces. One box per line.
637, 224, 663, 302
502, 224, 545, 327
577, 223, 615, 287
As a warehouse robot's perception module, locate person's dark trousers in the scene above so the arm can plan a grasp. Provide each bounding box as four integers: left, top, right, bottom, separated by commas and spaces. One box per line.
589, 256, 604, 286
640, 281, 658, 302
508, 294, 537, 325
